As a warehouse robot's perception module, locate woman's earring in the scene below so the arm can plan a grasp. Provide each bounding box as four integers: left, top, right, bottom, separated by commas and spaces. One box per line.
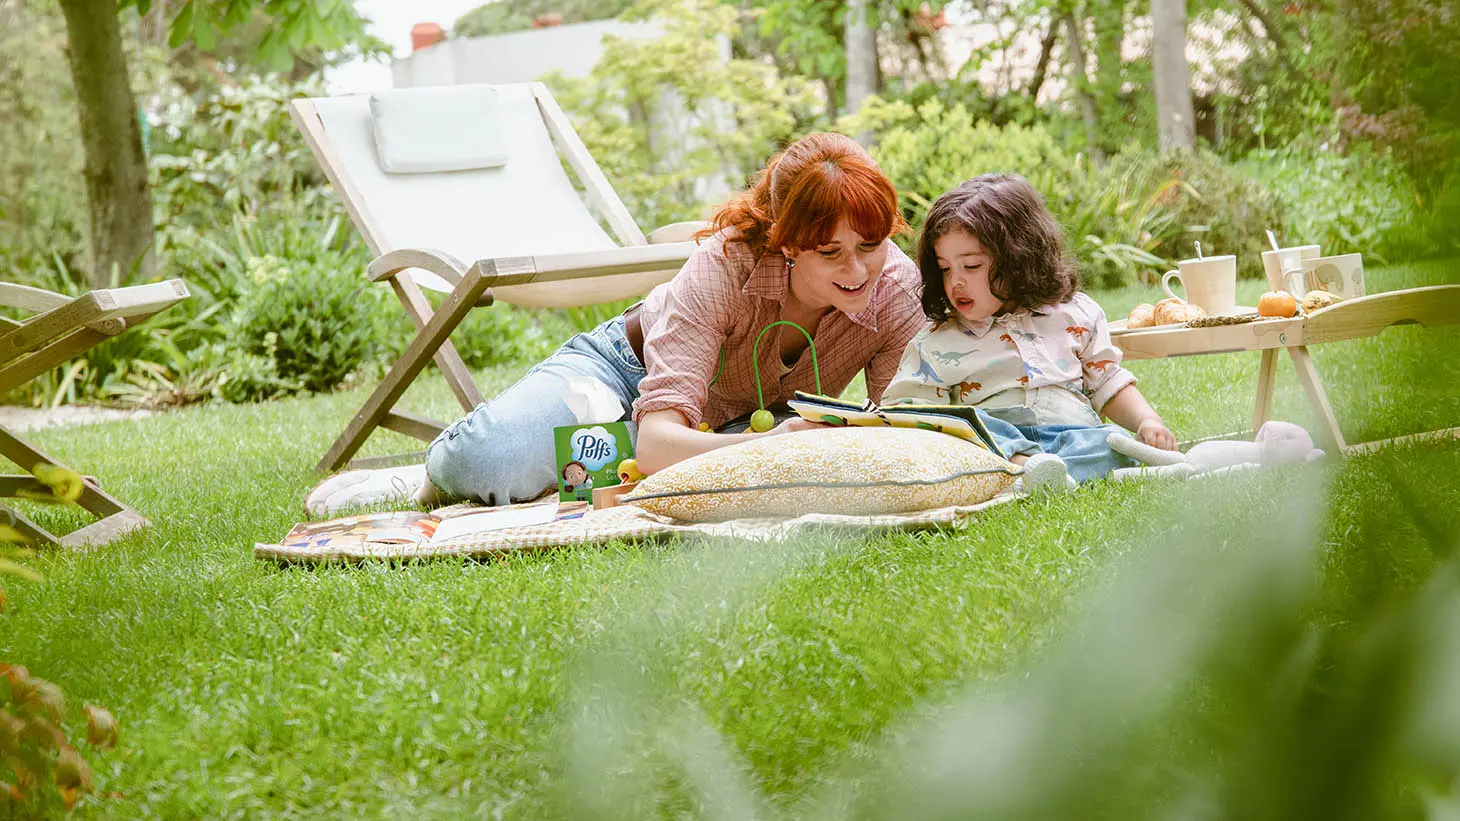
784, 256, 796, 271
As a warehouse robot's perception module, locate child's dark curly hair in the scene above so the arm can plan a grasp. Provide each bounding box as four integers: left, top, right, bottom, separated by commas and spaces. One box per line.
917, 174, 1080, 322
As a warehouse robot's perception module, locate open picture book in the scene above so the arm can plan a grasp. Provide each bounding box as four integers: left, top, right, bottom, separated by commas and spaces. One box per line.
787, 391, 1005, 458
260, 500, 588, 552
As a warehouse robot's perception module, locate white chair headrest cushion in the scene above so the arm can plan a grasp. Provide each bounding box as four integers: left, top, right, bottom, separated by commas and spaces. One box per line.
369, 85, 510, 174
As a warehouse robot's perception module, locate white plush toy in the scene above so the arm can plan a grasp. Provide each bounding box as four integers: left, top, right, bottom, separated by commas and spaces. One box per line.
1108, 420, 1325, 481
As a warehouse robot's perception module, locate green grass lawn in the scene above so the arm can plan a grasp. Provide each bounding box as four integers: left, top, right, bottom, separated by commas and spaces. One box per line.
3, 260, 1460, 818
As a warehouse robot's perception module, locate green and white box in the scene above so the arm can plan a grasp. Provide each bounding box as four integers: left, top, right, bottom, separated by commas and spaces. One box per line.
553, 421, 635, 503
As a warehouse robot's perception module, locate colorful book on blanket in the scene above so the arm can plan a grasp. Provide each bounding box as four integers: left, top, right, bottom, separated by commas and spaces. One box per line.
261, 501, 587, 551
787, 391, 1004, 458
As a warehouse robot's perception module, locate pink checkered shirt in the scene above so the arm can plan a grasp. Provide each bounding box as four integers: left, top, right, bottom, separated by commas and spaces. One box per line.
632, 230, 926, 429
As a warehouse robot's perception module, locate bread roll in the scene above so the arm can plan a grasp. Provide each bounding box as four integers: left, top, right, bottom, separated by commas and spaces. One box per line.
1153, 298, 1188, 326
1127, 303, 1156, 328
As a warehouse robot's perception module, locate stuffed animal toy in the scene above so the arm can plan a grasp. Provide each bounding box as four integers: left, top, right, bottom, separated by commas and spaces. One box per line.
1108, 420, 1324, 481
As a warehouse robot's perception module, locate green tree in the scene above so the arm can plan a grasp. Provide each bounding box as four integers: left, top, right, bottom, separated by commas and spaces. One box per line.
732, 0, 940, 116
453, 0, 635, 36
54, 0, 373, 288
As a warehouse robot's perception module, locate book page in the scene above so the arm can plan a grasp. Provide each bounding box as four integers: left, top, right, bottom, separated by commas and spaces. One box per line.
430, 501, 559, 543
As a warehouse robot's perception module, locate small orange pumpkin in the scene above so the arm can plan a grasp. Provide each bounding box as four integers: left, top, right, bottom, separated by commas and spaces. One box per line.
1258, 290, 1298, 318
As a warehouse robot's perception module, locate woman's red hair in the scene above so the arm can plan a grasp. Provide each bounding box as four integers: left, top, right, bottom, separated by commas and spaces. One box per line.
698, 132, 908, 255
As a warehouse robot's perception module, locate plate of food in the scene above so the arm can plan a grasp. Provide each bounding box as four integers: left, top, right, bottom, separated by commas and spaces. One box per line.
1110, 298, 1259, 334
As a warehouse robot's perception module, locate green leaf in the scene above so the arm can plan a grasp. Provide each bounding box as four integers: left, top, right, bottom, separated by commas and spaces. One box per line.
167, 0, 195, 50
193, 16, 217, 52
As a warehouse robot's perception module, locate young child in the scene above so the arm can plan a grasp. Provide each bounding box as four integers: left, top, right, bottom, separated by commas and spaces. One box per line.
883, 174, 1177, 492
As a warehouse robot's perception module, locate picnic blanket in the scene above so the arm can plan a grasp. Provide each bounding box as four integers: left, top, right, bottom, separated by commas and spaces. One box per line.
253, 494, 1020, 564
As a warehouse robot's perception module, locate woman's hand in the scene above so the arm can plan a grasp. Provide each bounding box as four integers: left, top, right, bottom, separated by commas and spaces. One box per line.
1136, 417, 1177, 451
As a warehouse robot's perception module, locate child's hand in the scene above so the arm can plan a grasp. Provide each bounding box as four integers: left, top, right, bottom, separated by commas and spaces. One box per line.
769, 417, 828, 436
1136, 418, 1177, 451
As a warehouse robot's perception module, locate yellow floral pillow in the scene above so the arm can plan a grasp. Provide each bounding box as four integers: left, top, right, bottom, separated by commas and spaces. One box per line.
621, 427, 1018, 523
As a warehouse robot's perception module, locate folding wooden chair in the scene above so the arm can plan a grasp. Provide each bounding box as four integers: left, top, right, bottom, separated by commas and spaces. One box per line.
0, 279, 189, 547
290, 82, 705, 473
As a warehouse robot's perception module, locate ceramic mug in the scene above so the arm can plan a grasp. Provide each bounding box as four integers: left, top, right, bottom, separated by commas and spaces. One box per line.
1261, 245, 1321, 291
1302, 253, 1365, 301
1162, 255, 1238, 316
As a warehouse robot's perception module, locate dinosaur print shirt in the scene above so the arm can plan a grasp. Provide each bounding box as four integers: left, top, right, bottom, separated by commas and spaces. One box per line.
882, 293, 1136, 427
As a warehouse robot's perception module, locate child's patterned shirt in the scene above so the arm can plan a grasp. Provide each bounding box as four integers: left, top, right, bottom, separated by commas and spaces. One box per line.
882, 293, 1136, 427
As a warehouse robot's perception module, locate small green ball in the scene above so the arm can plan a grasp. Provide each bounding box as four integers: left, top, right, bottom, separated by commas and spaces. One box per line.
750, 409, 775, 432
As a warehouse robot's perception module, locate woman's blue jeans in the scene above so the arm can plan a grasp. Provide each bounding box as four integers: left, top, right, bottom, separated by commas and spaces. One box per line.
425, 314, 645, 505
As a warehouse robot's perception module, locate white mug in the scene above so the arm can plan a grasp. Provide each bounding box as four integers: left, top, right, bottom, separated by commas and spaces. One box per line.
1162, 255, 1238, 316
1302, 253, 1365, 300
1261, 245, 1321, 291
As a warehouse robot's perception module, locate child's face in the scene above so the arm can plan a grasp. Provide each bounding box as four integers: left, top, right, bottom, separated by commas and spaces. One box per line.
782, 218, 889, 316
564, 464, 587, 486
936, 230, 1000, 322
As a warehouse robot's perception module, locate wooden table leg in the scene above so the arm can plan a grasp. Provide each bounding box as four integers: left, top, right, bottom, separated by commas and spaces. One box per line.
1252, 348, 1279, 433
1287, 346, 1347, 452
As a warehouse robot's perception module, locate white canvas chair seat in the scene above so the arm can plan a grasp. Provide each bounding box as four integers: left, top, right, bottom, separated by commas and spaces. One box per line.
0, 279, 189, 547
292, 82, 704, 471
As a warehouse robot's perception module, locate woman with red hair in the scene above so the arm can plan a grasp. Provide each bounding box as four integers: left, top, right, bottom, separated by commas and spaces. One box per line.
307, 133, 927, 513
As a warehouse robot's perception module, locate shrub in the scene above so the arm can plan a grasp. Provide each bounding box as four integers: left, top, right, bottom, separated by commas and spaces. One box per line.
842, 96, 1078, 237
845, 98, 1176, 287
220, 251, 396, 401
1100, 149, 1286, 281
1240, 143, 1437, 264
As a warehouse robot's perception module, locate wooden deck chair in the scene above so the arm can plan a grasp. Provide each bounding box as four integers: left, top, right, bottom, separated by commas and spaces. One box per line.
291, 82, 705, 473
0, 279, 189, 548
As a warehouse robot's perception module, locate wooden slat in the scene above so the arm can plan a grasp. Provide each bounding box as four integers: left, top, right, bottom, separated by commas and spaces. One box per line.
532, 82, 647, 248
1113, 316, 1305, 360
59, 509, 147, 549
0, 475, 55, 498
318, 259, 512, 472
1287, 346, 1347, 452
88, 280, 188, 317
290, 98, 389, 257
0, 428, 126, 519
347, 452, 430, 471
1303, 284, 1460, 345
379, 409, 448, 442
1251, 348, 1279, 432
1346, 427, 1460, 455
0, 502, 61, 548
0, 282, 69, 313
0, 308, 161, 396
367, 247, 468, 285
463, 242, 698, 290
0, 292, 104, 364
389, 276, 487, 413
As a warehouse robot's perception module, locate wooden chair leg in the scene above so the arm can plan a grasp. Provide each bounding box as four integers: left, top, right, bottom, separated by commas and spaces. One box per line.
318, 265, 497, 473
391, 276, 486, 413
1252, 348, 1279, 432
0, 432, 150, 549
1286, 346, 1347, 452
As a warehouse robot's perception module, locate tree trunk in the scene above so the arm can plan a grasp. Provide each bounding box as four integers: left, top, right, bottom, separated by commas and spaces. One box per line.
1150, 0, 1196, 151
1064, 11, 1105, 166
1028, 19, 1059, 101
1093, 0, 1125, 143
844, 0, 878, 120
58, 0, 155, 287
